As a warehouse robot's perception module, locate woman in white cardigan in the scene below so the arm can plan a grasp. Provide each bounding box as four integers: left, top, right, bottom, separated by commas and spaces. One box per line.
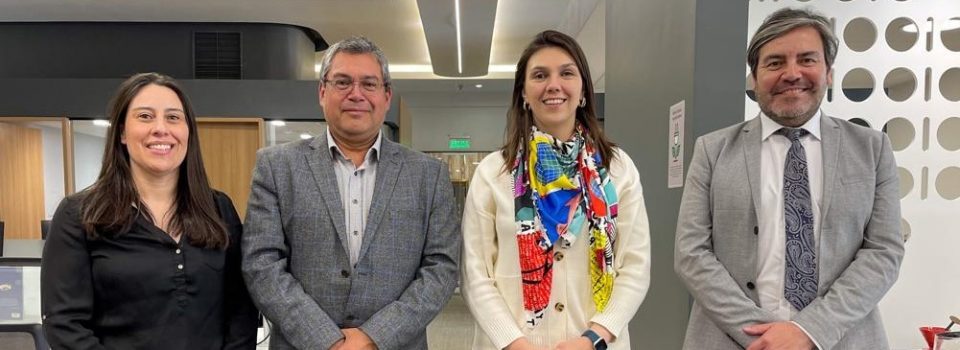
460, 30, 651, 350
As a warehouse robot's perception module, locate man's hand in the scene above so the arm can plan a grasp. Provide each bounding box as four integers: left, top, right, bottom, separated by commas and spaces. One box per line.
552, 336, 594, 350
743, 322, 814, 350
505, 337, 548, 350
337, 328, 378, 350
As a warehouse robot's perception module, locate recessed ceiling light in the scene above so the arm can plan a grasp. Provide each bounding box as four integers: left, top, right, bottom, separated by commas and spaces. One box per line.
271, 120, 286, 126
475, 84, 483, 88
300, 133, 312, 140
455, 0, 463, 74
92, 119, 110, 127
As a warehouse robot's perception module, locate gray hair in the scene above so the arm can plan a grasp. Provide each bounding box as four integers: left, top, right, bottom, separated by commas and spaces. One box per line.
318, 36, 392, 90
747, 8, 838, 77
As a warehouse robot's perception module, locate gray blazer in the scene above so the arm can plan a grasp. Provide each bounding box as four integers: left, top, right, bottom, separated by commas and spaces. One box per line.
674, 115, 904, 350
242, 135, 461, 350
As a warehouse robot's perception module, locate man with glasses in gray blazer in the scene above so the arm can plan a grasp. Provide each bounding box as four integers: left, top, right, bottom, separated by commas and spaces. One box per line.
242, 36, 460, 350
675, 8, 904, 350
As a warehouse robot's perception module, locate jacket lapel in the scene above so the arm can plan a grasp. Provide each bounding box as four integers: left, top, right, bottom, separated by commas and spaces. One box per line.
742, 117, 763, 217
358, 138, 403, 260
819, 115, 841, 231
305, 136, 350, 254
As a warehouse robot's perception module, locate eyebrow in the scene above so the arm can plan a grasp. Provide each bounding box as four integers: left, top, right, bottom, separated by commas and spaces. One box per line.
131, 106, 185, 113
529, 63, 578, 71
762, 51, 821, 62
332, 72, 381, 81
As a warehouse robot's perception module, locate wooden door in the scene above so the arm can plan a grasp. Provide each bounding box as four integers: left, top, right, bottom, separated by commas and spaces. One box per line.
0, 122, 46, 239
197, 118, 264, 221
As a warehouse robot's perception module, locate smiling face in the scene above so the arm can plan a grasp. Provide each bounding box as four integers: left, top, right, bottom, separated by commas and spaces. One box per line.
522, 46, 583, 140
121, 84, 189, 181
753, 26, 833, 127
319, 52, 392, 145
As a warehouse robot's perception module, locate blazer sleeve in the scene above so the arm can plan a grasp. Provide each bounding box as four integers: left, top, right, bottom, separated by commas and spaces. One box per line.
791, 134, 905, 349
674, 137, 778, 347
41, 196, 108, 350
359, 162, 461, 350
241, 150, 345, 349
589, 151, 651, 340
215, 192, 260, 350
460, 159, 527, 349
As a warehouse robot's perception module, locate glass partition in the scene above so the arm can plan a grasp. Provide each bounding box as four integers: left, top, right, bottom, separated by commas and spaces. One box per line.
71, 120, 109, 192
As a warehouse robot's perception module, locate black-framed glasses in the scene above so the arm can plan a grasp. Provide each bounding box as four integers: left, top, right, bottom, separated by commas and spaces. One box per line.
323, 78, 387, 93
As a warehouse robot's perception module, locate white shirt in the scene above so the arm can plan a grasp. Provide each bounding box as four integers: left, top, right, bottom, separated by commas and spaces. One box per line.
326, 128, 380, 266
757, 111, 824, 348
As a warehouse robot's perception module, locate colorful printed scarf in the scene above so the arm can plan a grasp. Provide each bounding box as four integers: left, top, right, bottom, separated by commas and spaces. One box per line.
512, 125, 619, 327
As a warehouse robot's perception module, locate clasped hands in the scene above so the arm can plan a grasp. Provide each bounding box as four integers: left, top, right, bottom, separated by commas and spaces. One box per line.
330, 328, 377, 350
743, 321, 815, 350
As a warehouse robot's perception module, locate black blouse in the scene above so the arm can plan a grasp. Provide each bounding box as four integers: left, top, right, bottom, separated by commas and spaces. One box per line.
41, 191, 258, 350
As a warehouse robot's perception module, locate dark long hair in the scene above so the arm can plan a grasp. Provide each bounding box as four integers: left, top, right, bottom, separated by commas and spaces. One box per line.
81, 72, 228, 249
502, 30, 616, 171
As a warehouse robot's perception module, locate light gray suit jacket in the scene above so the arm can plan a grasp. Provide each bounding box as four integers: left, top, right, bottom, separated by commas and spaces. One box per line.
674, 115, 904, 350
242, 135, 461, 350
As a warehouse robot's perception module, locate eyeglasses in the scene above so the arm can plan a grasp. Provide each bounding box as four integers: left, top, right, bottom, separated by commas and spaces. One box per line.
323, 78, 388, 93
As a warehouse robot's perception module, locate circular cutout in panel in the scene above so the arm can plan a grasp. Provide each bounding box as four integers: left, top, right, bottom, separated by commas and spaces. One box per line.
935, 166, 960, 200
898, 167, 914, 198
901, 218, 911, 242
844, 18, 877, 52
940, 67, 960, 102
848, 117, 871, 128
882, 117, 915, 151
938, 117, 960, 151
885, 17, 919, 52
842, 68, 875, 102
883, 68, 916, 102
941, 17, 960, 52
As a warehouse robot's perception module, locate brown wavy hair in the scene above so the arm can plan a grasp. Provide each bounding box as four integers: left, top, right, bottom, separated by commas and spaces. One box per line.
501, 30, 616, 171
81, 72, 228, 249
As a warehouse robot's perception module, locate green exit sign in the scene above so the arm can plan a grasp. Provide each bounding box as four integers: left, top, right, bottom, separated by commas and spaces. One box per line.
449, 138, 471, 150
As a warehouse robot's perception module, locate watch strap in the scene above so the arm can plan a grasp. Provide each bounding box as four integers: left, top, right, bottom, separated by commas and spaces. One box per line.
582, 329, 607, 350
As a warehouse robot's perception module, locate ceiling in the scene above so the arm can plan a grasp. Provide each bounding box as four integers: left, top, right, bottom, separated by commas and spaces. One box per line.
0, 0, 606, 90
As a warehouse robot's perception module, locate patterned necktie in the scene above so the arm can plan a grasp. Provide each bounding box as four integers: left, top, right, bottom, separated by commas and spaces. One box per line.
778, 127, 818, 310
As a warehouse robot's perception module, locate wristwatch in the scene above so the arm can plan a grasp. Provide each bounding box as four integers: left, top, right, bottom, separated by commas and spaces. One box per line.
582, 329, 608, 350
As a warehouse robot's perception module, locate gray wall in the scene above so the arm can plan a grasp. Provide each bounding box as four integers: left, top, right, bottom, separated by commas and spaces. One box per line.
405, 92, 510, 151
604, 1, 747, 349
0, 22, 319, 80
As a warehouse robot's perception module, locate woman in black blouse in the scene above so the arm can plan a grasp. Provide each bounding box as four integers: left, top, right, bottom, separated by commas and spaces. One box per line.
41, 73, 258, 349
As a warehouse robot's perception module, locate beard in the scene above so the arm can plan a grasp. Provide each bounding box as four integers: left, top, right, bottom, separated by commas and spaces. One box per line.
757, 87, 826, 127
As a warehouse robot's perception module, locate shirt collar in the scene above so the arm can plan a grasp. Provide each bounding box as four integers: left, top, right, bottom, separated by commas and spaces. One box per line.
326, 127, 382, 162
760, 109, 822, 141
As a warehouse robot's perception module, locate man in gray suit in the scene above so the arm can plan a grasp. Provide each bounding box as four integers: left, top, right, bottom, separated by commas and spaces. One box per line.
242, 36, 460, 350
675, 8, 904, 350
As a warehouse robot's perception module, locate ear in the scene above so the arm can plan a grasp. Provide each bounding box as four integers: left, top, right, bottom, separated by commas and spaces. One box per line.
318, 82, 327, 108
120, 130, 126, 144
826, 67, 834, 86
